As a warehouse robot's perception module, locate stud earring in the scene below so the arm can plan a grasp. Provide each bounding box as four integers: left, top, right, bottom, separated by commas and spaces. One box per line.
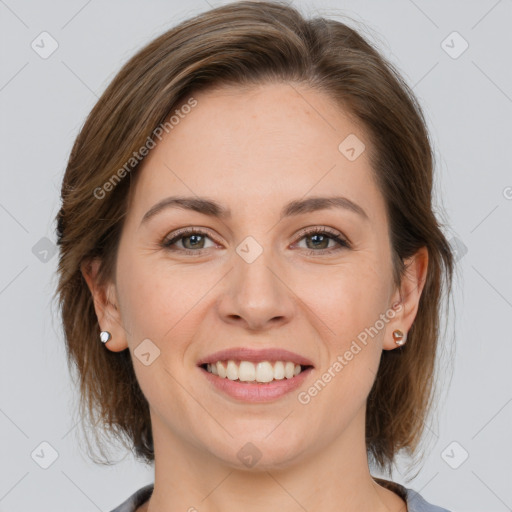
392, 329, 406, 346
100, 331, 112, 344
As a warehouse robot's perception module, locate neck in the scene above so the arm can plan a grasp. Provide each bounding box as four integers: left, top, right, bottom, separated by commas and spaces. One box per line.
144, 407, 407, 512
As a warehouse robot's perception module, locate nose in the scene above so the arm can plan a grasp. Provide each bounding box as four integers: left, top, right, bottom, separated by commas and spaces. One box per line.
216, 249, 296, 331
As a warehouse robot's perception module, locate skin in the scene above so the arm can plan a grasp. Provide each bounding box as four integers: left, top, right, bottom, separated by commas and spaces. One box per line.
83, 82, 428, 512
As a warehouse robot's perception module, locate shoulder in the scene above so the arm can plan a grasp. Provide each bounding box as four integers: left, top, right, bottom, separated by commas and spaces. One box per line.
109, 484, 154, 512
373, 477, 452, 512
404, 486, 452, 512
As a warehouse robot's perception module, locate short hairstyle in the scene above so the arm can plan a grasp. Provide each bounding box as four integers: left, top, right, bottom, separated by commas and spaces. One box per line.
54, 0, 454, 476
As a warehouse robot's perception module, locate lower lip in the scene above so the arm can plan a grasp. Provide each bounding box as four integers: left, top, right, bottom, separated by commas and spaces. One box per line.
200, 366, 313, 402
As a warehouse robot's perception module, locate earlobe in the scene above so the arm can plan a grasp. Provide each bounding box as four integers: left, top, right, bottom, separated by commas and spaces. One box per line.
383, 246, 429, 351
80, 258, 129, 352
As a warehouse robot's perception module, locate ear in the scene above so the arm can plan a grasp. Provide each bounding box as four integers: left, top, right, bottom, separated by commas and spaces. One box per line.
383, 246, 429, 351
80, 258, 129, 352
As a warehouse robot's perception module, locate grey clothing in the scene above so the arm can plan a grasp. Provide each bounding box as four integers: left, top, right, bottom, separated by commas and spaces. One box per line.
109, 478, 451, 511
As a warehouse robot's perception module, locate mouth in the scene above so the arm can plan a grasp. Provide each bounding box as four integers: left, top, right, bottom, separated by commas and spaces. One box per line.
199, 360, 314, 384
196, 347, 314, 401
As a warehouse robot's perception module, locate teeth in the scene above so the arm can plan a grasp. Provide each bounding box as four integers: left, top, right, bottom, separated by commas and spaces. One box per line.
206, 360, 304, 383
255, 361, 274, 383
226, 360, 238, 381
274, 361, 285, 380
217, 362, 226, 378
239, 361, 256, 382
285, 361, 295, 379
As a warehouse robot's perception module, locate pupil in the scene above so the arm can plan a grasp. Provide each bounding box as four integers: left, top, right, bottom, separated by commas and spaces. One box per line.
186, 235, 203, 249
309, 234, 327, 249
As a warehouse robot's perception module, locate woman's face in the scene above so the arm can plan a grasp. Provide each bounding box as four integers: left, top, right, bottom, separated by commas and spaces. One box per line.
102, 82, 423, 469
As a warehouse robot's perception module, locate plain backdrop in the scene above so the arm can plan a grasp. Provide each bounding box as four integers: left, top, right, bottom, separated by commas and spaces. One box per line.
1, 0, 511, 511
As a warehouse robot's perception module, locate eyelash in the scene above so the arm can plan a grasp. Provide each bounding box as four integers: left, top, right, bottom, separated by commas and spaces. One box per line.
161, 226, 351, 256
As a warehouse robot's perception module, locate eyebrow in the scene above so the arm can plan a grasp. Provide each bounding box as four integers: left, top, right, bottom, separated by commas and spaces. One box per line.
140, 195, 369, 225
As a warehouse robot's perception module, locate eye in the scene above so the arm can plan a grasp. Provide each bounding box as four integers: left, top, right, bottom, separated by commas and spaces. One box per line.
293, 226, 351, 255
161, 228, 217, 256
161, 226, 351, 256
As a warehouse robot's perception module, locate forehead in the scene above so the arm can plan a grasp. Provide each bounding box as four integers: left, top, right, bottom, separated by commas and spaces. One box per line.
128, 82, 384, 225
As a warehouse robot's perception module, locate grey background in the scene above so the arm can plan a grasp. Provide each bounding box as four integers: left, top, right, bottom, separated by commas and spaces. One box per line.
1, 0, 511, 510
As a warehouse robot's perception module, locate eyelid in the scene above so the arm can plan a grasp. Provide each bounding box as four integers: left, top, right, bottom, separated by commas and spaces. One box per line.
162, 226, 221, 248
291, 226, 351, 252
294, 225, 345, 241
162, 225, 351, 253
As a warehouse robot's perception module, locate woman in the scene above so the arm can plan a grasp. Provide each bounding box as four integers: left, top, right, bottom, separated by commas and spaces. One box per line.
55, 1, 454, 511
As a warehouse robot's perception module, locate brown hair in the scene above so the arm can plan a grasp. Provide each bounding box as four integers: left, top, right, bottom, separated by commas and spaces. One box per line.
54, 0, 454, 477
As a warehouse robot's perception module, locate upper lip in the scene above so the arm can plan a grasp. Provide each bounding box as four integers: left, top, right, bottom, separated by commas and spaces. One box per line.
197, 347, 314, 367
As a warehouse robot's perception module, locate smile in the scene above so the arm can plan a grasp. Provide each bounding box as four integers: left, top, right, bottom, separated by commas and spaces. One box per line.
197, 347, 315, 401
202, 360, 312, 383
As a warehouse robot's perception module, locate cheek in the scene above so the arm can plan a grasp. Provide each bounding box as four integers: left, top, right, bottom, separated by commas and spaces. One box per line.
115, 253, 208, 419
299, 268, 388, 433
301, 256, 390, 391
116, 249, 217, 343
300, 258, 391, 342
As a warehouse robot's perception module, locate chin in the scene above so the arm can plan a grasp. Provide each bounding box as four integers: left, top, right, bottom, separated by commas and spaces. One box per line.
210, 434, 309, 472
